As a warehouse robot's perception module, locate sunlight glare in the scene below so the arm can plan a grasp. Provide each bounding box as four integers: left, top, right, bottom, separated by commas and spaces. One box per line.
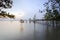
14, 11, 25, 18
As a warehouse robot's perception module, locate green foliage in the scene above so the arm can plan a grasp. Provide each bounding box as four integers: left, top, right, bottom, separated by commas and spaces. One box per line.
0, 0, 13, 9
44, 12, 53, 19
0, 0, 15, 18
0, 11, 15, 18
44, 0, 60, 20
7, 13, 15, 18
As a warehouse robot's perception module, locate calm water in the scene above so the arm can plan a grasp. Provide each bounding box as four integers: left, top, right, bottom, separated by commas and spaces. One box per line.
0, 21, 60, 40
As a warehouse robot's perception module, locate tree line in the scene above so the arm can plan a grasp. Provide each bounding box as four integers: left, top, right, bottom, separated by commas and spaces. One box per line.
0, 0, 15, 18
0, 11, 15, 18
44, 0, 60, 20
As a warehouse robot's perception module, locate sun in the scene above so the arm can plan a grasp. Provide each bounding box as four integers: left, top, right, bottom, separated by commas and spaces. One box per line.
14, 11, 25, 18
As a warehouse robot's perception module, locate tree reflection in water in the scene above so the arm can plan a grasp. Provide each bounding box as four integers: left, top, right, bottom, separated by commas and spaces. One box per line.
33, 21, 37, 40
20, 23, 24, 32
46, 21, 60, 40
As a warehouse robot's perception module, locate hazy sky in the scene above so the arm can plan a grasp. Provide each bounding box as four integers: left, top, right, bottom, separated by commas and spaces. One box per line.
6, 0, 48, 19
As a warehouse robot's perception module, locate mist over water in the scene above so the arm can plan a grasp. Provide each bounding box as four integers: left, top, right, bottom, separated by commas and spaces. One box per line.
0, 21, 60, 40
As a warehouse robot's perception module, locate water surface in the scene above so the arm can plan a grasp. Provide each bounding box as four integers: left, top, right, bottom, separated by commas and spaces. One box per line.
0, 21, 60, 40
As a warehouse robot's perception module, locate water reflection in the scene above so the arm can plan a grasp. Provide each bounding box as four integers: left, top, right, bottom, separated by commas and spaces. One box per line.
20, 23, 24, 32
45, 21, 60, 40
32, 21, 60, 40
34, 22, 36, 40
0, 21, 60, 40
